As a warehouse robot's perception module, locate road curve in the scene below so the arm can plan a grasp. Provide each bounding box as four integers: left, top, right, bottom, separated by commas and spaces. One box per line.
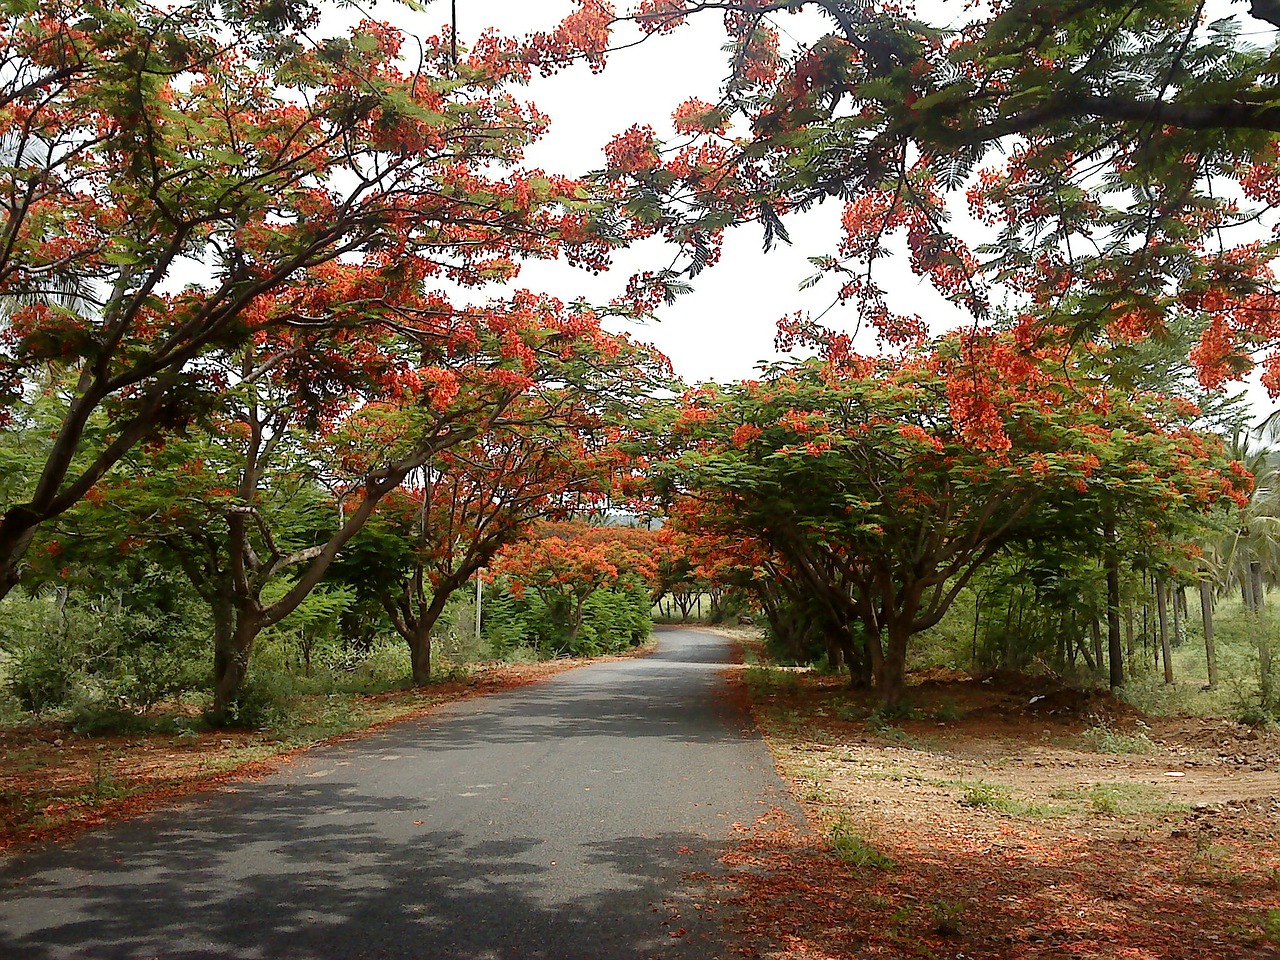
0, 628, 798, 959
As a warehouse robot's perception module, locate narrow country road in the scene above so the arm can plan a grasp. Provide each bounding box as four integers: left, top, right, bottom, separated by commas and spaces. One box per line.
0, 629, 798, 959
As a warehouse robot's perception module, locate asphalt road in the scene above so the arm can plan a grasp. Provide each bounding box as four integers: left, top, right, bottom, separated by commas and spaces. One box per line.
0, 628, 797, 959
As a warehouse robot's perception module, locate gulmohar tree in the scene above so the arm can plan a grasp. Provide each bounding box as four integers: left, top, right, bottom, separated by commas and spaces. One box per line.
336, 382, 662, 686
488, 521, 661, 652
659, 344, 1248, 707
566, 0, 1280, 423
0, 0, 618, 598
39, 284, 660, 714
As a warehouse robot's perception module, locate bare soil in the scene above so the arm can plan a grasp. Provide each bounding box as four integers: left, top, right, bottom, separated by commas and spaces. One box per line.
722, 655, 1280, 960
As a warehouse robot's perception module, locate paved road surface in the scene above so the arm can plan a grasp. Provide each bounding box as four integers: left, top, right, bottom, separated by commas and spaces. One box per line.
0, 629, 797, 959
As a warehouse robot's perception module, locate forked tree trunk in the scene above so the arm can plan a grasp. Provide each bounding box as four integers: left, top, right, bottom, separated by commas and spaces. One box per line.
212, 607, 264, 719
1199, 581, 1218, 690
1156, 579, 1174, 685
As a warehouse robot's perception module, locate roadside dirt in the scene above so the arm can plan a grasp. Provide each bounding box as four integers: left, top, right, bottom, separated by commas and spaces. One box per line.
725, 662, 1280, 960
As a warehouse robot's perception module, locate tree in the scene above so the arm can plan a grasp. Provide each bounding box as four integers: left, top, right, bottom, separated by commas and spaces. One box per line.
582, 1, 1280, 418
0, 0, 616, 596
657, 344, 1247, 707
488, 521, 660, 651
41, 281, 662, 714
338, 391, 652, 685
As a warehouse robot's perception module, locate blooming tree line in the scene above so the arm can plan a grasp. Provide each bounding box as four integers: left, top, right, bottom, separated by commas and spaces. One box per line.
1, 0, 1276, 714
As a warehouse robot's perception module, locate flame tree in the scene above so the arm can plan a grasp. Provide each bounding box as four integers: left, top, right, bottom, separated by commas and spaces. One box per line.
655, 345, 1248, 707
0, 0, 617, 596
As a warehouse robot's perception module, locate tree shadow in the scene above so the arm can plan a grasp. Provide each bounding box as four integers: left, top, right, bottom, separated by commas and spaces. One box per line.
0, 777, 748, 959
0, 630, 786, 959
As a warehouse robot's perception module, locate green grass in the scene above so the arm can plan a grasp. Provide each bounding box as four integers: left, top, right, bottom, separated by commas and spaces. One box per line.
1049, 781, 1187, 815
829, 820, 895, 869
956, 780, 1056, 817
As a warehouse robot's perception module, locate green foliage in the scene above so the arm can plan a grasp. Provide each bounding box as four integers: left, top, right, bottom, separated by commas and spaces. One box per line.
828, 820, 894, 869
483, 580, 652, 656
1080, 720, 1156, 754
0, 570, 210, 715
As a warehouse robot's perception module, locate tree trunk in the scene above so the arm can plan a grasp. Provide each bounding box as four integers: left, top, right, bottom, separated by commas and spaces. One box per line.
874, 621, 910, 709
409, 622, 432, 687
1171, 585, 1184, 649
1124, 604, 1135, 660
0, 513, 37, 600
407, 588, 455, 686
1242, 566, 1257, 613
1199, 580, 1218, 690
1156, 579, 1174, 685
1105, 545, 1124, 689
212, 607, 263, 719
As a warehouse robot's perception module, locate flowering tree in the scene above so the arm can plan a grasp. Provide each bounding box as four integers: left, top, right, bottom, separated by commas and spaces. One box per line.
659, 346, 1248, 706
0, 0, 616, 597
562, 1, 1280, 423
339, 387, 658, 685
36, 277, 662, 713
488, 521, 661, 649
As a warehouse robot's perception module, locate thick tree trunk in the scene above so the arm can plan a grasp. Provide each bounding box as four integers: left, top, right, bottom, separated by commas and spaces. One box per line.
873, 621, 911, 709
212, 607, 263, 719
1156, 579, 1174, 685
409, 624, 432, 687
1199, 580, 1218, 690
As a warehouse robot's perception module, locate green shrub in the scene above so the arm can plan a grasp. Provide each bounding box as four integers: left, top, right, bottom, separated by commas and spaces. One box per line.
829, 820, 894, 869
1081, 719, 1155, 754
482, 580, 652, 657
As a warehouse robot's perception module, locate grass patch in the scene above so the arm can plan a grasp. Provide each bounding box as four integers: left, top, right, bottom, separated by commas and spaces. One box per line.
1049, 781, 1187, 815
956, 780, 1055, 817
829, 820, 894, 869
1080, 719, 1156, 754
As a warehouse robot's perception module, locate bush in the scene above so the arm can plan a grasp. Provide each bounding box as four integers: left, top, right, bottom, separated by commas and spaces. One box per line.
0, 567, 211, 716
482, 580, 652, 657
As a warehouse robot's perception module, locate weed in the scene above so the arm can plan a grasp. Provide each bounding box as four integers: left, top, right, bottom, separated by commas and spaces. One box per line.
72, 756, 129, 805
829, 820, 894, 869
1049, 781, 1186, 815
743, 664, 800, 695
1081, 719, 1155, 754
957, 781, 1053, 817
930, 900, 965, 937
1262, 909, 1280, 943
931, 699, 964, 723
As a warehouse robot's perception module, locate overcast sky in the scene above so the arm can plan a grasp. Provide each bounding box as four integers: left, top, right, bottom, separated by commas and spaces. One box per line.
364, 0, 1272, 417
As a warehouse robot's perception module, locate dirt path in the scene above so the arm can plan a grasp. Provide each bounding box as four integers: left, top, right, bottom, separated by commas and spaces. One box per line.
726, 662, 1280, 960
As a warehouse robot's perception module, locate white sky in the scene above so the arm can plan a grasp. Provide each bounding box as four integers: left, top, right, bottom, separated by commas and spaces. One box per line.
368, 0, 1273, 417
380, 0, 952, 383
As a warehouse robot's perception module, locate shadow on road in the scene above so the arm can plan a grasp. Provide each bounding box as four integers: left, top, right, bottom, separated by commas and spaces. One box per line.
1, 776, 736, 959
